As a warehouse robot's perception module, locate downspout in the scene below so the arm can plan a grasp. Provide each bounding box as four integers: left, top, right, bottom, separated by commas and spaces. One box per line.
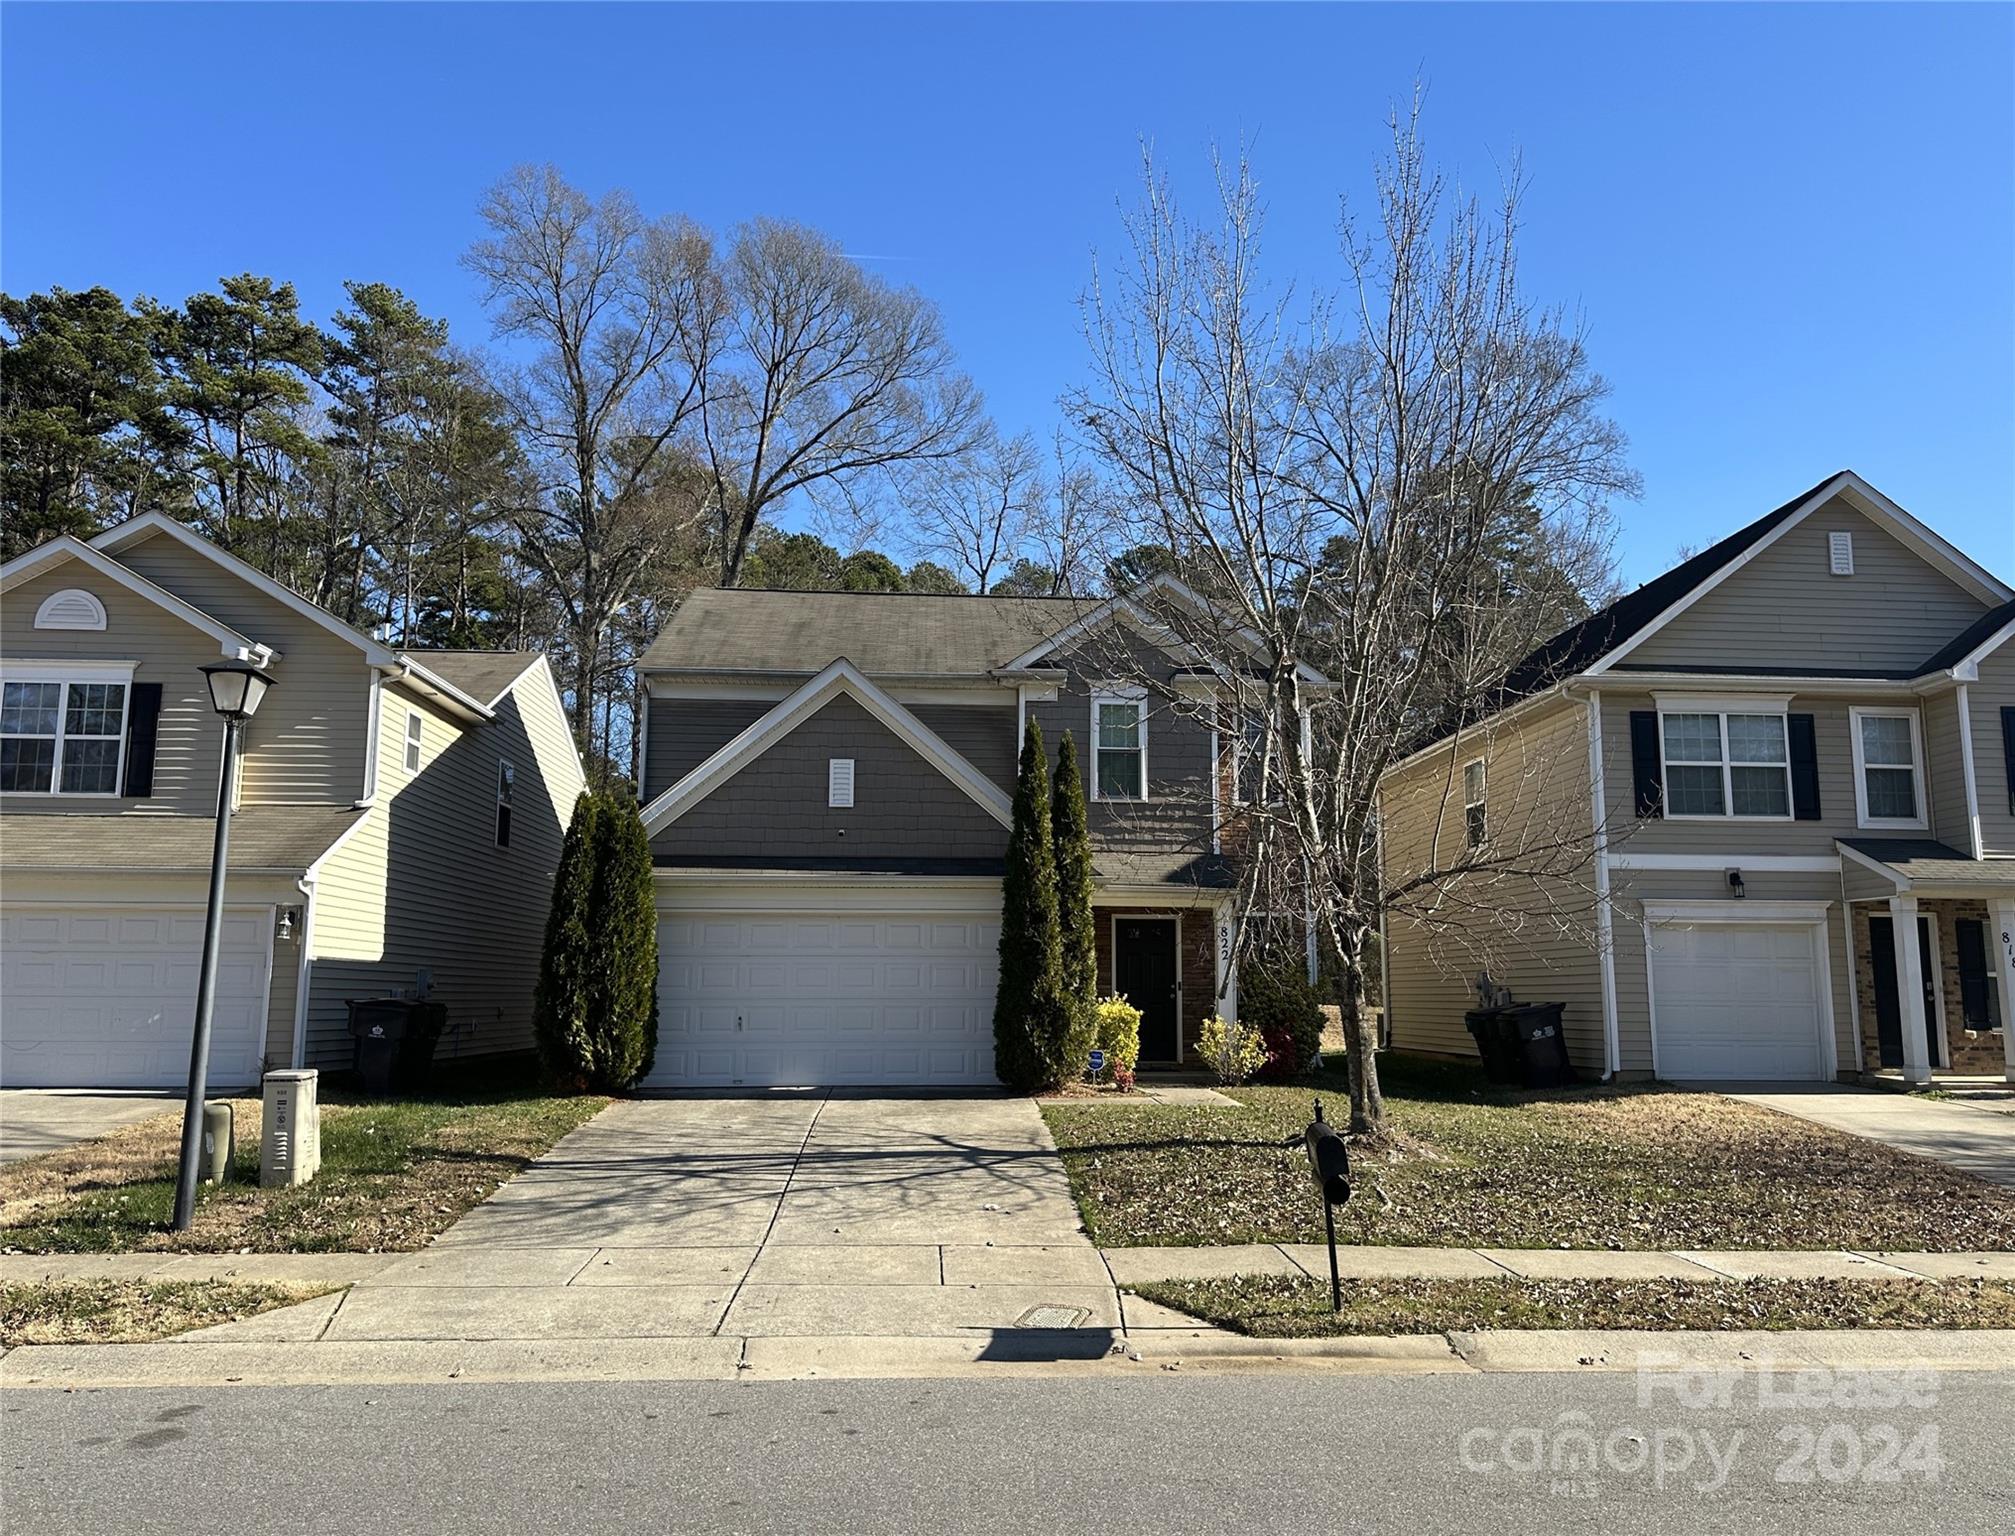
287, 873, 319, 1070
1584, 688, 1622, 1081
1957, 682, 1984, 859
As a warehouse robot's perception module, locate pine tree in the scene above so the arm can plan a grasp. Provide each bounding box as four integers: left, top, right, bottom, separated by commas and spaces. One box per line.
993, 717, 1070, 1090
533, 791, 600, 1089
1052, 731, 1099, 1074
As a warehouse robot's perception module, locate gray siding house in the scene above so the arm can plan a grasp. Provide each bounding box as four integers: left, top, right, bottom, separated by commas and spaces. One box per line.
1381, 470, 2015, 1087
635, 587, 1259, 1087
0, 513, 586, 1087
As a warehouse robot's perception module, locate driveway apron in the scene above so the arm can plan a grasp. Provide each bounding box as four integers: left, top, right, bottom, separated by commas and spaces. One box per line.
308, 1094, 1115, 1345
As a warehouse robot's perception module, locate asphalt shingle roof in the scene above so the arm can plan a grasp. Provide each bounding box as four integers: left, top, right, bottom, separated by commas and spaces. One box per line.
0, 807, 366, 874
1914, 598, 2015, 676
639, 589, 1087, 676
401, 650, 543, 706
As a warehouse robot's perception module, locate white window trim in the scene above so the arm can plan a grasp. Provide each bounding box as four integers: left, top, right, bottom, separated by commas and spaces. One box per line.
1849, 705, 1928, 832
1091, 686, 1148, 803
0, 661, 137, 800
1462, 758, 1487, 849
495, 758, 515, 848
1230, 707, 1283, 808
402, 710, 424, 774
1655, 705, 1794, 823
828, 757, 855, 809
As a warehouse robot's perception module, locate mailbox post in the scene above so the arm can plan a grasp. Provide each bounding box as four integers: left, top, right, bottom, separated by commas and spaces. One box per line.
1302, 1099, 1352, 1312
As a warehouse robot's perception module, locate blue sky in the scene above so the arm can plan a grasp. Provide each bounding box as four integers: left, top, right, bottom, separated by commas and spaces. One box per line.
5, 2, 2010, 584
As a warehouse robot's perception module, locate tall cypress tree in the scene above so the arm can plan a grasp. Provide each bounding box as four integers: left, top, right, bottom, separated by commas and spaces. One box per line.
1052, 731, 1099, 1073
584, 790, 661, 1088
533, 791, 600, 1089
994, 717, 1070, 1090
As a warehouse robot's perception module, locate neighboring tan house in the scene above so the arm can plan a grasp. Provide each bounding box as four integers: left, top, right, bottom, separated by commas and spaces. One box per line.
633, 584, 1304, 1087
1380, 470, 2015, 1087
0, 513, 585, 1088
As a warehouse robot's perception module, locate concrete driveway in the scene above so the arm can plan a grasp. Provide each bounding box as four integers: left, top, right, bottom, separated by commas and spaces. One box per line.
1724, 1085, 2015, 1188
0, 1091, 177, 1164
298, 1094, 1120, 1347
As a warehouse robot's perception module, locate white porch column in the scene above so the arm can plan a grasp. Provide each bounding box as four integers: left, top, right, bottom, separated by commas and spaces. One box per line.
1889, 895, 1932, 1087
1215, 906, 1239, 1023
1992, 899, 2015, 1085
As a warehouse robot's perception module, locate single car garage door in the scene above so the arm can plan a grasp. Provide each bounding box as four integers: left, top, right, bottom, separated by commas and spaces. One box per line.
645, 910, 1000, 1087
0, 906, 272, 1088
1647, 918, 1830, 1080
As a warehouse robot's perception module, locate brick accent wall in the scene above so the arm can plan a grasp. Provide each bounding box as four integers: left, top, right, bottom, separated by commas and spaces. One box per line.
1093, 904, 1220, 1066
1851, 899, 2007, 1073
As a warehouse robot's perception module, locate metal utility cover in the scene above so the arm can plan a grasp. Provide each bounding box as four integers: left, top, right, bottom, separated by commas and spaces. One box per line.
1016, 1305, 1091, 1329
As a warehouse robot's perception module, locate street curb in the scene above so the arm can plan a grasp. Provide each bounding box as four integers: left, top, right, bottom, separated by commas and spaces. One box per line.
6, 1328, 2014, 1389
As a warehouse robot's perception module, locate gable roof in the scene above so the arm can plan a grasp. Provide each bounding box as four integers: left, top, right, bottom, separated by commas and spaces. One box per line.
639, 657, 1015, 834
0, 536, 272, 661
1915, 596, 2015, 677
639, 588, 1078, 676
397, 650, 542, 709
1499, 470, 2012, 701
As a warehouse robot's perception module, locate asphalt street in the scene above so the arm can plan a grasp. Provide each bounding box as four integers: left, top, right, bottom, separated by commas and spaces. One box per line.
6, 1368, 2013, 1535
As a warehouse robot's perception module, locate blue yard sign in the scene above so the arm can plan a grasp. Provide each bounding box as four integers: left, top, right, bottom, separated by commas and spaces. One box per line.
1088, 1049, 1106, 1077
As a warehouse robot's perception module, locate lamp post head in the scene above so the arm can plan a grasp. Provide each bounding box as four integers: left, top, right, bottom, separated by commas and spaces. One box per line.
200, 663, 276, 721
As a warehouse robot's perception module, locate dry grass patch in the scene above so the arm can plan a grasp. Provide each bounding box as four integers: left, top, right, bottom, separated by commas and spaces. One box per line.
1134, 1273, 2015, 1338
0, 1088, 608, 1254
1043, 1057, 2015, 1251
0, 1279, 334, 1346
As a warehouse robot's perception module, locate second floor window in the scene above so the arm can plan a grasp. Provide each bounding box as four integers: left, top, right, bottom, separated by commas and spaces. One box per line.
1852, 708, 1923, 828
1093, 694, 1146, 800
1, 678, 127, 795
495, 759, 514, 847
1232, 711, 1274, 805
1463, 760, 1487, 849
403, 710, 423, 773
1661, 710, 1790, 819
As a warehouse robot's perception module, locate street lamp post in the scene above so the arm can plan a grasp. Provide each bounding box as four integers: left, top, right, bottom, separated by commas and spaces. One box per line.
171, 662, 276, 1233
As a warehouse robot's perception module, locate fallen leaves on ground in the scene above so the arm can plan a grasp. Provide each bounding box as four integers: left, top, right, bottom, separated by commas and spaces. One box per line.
0, 1280, 334, 1346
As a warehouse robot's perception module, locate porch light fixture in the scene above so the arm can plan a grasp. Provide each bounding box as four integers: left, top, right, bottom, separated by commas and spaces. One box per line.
171, 664, 278, 1231
1726, 868, 1746, 899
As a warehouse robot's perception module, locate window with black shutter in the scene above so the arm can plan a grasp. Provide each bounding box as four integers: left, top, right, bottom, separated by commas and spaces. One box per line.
1956, 919, 2001, 1030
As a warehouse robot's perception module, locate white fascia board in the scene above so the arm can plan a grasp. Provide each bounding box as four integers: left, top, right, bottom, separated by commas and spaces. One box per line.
385, 659, 494, 723
1591, 473, 2010, 675
1610, 672, 1916, 696
0, 536, 271, 661
1641, 898, 1835, 922
1835, 839, 1913, 893
1090, 883, 1227, 907
1952, 614, 2015, 674
91, 512, 399, 666
1609, 853, 1842, 872
638, 657, 1016, 834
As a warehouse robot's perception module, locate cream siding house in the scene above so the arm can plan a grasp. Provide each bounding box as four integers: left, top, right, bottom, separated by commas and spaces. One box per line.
1380, 471, 2015, 1088
0, 514, 585, 1088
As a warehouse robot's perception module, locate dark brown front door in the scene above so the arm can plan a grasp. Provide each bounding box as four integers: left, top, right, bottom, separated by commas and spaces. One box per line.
1869, 915, 1940, 1069
1115, 918, 1180, 1064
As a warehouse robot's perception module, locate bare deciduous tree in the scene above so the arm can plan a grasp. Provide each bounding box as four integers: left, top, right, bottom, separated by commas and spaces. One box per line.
464, 164, 718, 750
1071, 109, 1640, 1132
906, 427, 1040, 592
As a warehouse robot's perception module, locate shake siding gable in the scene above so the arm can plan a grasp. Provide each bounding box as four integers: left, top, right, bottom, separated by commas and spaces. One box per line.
642, 697, 775, 801
1380, 701, 1605, 1069
105, 533, 372, 804
0, 564, 225, 816
1622, 503, 1990, 674
909, 703, 1017, 794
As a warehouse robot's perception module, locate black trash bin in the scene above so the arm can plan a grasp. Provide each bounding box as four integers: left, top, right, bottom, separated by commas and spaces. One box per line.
1464, 1007, 1520, 1086
1502, 1002, 1576, 1089
346, 998, 448, 1094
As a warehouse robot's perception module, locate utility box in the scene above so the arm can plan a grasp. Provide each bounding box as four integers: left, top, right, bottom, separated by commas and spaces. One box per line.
200, 1101, 234, 1184
260, 1069, 321, 1189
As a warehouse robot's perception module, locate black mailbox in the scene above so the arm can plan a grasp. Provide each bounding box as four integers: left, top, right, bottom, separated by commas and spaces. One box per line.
1303, 1102, 1352, 1207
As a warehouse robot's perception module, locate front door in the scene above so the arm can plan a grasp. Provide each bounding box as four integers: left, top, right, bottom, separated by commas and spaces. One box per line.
1868, 914, 1941, 1069
1114, 918, 1180, 1065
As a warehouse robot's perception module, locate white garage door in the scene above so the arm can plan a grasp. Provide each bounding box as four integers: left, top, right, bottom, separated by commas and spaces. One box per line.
1648, 920, 1829, 1081
1, 907, 271, 1088
645, 911, 1000, 1087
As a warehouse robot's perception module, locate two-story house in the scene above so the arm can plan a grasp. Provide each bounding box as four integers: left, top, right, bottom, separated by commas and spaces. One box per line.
0, 513, 585, 1088
1380, 470, 2015, 1087
632, 585, 1271, 1087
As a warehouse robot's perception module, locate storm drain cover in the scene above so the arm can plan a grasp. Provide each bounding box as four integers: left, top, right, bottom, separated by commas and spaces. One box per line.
1016, 1304, 1091, 1329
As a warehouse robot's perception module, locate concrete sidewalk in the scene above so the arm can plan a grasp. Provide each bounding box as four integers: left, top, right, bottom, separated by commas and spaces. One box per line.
1724, 1084, 2015, 1187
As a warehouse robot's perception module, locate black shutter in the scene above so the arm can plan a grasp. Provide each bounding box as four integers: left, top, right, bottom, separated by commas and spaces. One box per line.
121, 683, 163, 798
1788, 713, 1821, 820
1629, 710, 1663, 818
2002, 707, 2015, 818
1955, 919, 1999, 1028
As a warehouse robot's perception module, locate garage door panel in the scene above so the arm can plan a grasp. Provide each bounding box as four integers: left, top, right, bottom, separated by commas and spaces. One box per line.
1650, 920, 1827, 1081
648, 906, 1000, 1087
2, 905, 270, 1088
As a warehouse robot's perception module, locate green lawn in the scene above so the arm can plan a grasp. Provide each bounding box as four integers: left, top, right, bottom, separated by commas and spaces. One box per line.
0, 1080, 608, 1254
1041, 1055, 2015, 1251
0, 1280, 335, 1346
1133, 1273, 2015, 1337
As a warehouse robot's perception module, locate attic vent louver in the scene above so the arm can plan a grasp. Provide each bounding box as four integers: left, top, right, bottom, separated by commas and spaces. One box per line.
1828, 531, 1854, 576
828, 757, 855, 808
34, 588, 107, 630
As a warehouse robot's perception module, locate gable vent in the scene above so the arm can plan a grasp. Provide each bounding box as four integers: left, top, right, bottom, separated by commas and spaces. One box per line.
1827, 531, 1855, 576
828, 757, 855, 809
34, 588, 108, 630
